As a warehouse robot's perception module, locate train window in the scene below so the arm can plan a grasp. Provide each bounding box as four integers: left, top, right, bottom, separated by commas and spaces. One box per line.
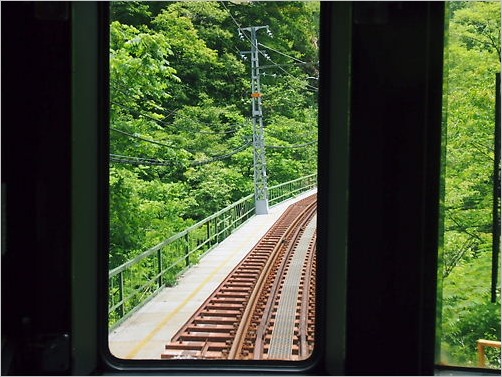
106, 0, 320, 367
8, 1, 486, 375
436, 1, 501, 370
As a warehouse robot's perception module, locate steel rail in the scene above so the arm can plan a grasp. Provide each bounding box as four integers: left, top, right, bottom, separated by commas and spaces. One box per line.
299, 231, 316, 358
250, 202, 317, 359
264, 209, 316, 359
228, 197, 316, 359
161, 194, 317, 360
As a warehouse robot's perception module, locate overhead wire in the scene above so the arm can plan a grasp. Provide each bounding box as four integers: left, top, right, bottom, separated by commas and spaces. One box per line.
113, 102, 244, 136
112, 126, 251, 156
111, 127, 202, 155
191, 137, 252, 159
260, 61, 317, 69
112, 81, 245, 135
191, 139, 253, 166
218, 0, 318, 157
198, 129, 236, 135
111, 127, 182, 149
217, 2, 319, 99
265, 128, 317, 139
110, 139, 252, 168
110, 154, 181, 167
259, 50, 318, 92
111, 2, 318, 168
218, 2, 319, 93
219, 0, 243, 29
111, 100, 173, 127
258, 42, 307, 65
110, 82, 178, 124
267, 140, 318, 149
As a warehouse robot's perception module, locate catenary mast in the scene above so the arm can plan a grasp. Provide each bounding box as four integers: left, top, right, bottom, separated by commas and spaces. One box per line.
240, 25, 271, 215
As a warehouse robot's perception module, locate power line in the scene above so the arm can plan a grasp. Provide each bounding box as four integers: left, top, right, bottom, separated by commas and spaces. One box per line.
111, 100, 172, 127
110, 139, 253, 168
260, 61, 318, 70
113, 85, 246, 135
258, 42, 307, 65
111, 127, 182, 149
233, 13, 317, 90
197, 128, 239, 135
112, 126, 251, 157
219, 0, 262, 52
111, 3, 317, 172
267, 140, 317, 149
265, 128, 317, 139
258, 52, 318, 92
110, 82, 178, 121
111, 127, 201, 155
177, 121, 245, 135
257, 50, 318, 92
110, 154, 181, 167
223, 2, 318, 94
219, 1, 243, 29
191, 139, 253, 166
192, 137, 252, 160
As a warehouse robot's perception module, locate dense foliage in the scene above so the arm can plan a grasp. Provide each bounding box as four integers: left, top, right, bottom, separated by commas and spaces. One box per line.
109, 3, 500, 366
440, 1, 500, 368
109, 1, 319, 268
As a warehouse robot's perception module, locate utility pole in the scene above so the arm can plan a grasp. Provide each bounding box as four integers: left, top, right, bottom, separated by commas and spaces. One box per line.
240, 25, 271, 215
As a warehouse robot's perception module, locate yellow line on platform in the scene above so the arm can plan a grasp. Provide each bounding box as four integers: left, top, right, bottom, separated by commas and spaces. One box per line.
125, 221, 266, 359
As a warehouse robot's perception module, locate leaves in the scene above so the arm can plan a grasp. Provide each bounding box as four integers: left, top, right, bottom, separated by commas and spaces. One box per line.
453, 2, 501, 60
440, 1, 501, 368
109, 1, 320, 271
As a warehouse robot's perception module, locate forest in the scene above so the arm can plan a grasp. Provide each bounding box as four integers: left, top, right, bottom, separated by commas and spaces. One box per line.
439, 1, 500, 369
108, 1, 500, 369
109, 1, 319, 270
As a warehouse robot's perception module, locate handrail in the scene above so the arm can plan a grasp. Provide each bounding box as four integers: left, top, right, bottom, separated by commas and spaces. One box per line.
477, 339, 501, 368
109, 192, 255, 277
108, 173, 317, 329
268, 173, 318, 207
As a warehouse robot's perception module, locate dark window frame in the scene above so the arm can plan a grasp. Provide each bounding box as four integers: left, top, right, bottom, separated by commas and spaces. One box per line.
69, 1, 499, 375
5, 1, 500, 375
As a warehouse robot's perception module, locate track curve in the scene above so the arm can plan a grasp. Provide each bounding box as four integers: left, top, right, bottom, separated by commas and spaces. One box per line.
161, 194, 317, 360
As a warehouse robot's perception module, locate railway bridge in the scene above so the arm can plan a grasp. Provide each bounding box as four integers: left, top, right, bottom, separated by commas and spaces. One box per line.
109, 176, 317, 360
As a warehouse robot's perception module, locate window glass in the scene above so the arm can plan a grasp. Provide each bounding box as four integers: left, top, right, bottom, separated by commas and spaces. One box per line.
107, 1, 319, 361
437, 1, 501, 369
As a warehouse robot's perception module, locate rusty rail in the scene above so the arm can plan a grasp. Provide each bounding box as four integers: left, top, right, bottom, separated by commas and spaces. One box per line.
242, 202, 316, 360
161, 194, 317, 360
109, 174, 317, 330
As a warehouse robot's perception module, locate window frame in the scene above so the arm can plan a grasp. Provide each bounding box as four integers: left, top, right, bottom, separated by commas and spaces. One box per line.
70, 1, 500, 375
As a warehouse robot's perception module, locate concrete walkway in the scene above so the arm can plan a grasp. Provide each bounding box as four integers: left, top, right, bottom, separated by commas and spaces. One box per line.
108, 189, 317, 360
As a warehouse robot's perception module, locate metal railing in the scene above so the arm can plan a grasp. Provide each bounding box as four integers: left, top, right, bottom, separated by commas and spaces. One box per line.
268, 173, 317, 207
108, 173, 317, 329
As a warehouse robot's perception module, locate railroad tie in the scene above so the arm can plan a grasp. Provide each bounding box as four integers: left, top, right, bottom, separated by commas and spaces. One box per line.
267, 216, 317, 360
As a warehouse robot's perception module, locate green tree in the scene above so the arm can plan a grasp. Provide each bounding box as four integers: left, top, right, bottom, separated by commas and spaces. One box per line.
108, 0, 320, 281
440, 1, 501, 368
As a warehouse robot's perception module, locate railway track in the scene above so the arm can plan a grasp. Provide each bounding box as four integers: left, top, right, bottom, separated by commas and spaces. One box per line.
161, 194, 317, 360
